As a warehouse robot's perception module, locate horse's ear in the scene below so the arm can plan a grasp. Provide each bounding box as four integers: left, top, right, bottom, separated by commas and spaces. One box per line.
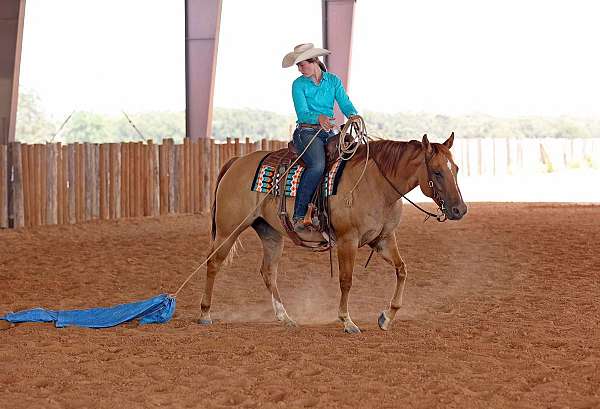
443, 132, 455, 149
422, 134, 432, 155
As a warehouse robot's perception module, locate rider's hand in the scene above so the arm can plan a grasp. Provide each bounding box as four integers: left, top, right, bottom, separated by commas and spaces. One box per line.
318, 114, 334, 131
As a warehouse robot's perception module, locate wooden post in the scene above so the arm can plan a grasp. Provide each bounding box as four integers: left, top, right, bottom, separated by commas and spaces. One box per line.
0, 145, 7, 228
34, 144, 42, 225
131, 142, 139, 217
234, 137, 240, 157
135, 142, 142, 217
27, 145, 35, 225
159, 141, 168, 215
109, 143, 121, 219
174, 143, 183, 213
92, 144, 99, 219
121, 143, 129, 218
144, 142, 151, 216
141, 142, 149, 216
40, 144, 47, 225
129, 142, 136, 217
60, 144, 68, 224
191, 140, 198, 213
8, 142, 24, 228
83, 143, 92, 221
145, 141, 151, 216
67, 144, 76, 224
167, 139, 176, 214
99, 144, 108, 220
183, 138, 190, 213
46, 143, 58, 225
219, 143, 226, 173
150, 141, 160, 216
21, 144, 31, 227
99, 143, 106, 220
56, 144, 63, 224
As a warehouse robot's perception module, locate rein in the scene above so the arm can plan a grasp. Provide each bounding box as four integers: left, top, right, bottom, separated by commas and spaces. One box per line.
370, 155, 447, 223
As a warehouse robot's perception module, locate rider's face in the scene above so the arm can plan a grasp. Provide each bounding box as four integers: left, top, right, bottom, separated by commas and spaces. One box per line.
297, 60, 317, 77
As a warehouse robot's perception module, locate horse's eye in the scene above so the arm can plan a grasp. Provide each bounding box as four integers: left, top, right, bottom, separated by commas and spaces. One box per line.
434, 171, 443, 178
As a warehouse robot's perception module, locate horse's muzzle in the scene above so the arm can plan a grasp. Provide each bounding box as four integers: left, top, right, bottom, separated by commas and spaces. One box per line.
447, 202, 468, 220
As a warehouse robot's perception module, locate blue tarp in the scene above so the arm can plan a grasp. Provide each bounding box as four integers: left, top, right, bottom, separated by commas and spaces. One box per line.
0, 294, 175, 328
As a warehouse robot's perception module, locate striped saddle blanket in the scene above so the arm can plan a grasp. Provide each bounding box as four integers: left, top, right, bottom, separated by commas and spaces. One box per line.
251, 149, 347, 197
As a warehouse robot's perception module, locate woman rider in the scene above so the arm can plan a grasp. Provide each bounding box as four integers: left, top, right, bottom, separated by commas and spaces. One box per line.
282, 43, 359, 241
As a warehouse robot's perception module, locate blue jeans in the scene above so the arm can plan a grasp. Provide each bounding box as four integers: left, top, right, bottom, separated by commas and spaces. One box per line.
292, 126, 336, 221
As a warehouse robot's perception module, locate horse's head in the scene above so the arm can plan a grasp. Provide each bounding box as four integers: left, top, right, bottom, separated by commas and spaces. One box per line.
418, 133, 467, 220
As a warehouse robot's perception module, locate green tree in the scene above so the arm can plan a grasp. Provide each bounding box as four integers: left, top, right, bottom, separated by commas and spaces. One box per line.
15, 89, 55, 143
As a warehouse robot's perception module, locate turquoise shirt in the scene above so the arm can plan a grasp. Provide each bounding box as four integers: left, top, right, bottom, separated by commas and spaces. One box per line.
291, 72, 358, 124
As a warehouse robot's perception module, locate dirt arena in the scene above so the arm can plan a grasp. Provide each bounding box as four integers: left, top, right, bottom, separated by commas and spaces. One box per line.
1, 203, 599, 408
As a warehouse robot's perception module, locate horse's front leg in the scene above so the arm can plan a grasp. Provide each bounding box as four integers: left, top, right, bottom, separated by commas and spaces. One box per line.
337, 237, 361, 333
372, 232, 408, 331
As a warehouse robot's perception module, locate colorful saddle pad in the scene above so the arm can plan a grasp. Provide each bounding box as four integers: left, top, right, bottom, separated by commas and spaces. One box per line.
251, 153, 347, 197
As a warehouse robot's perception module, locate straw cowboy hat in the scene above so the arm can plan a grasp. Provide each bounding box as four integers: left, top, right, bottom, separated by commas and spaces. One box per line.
282, 43, 331, 68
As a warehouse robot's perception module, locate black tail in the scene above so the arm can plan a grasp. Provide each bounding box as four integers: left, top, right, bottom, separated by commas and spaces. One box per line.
211, 157, 239, 240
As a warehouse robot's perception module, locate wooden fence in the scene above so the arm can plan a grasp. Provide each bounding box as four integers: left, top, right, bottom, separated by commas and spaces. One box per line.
1, 137, 598, 229
0, 138, 288, 229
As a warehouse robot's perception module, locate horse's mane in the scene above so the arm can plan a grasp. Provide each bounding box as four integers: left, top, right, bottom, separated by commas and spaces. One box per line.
352, 139, 449, 176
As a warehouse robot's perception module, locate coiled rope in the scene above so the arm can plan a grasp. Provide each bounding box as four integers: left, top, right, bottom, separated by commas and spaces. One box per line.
338, 116, 370, 207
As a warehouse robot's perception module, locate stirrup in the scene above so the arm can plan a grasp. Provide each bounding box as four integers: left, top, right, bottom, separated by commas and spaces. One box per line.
303, 204, 320, 228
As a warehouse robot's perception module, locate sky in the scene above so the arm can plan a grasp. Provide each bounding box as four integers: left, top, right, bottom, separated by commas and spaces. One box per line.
18, 0, 600, 120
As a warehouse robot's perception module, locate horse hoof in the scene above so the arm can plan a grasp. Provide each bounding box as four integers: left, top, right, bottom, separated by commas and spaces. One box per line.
283, 319, 298, 327
378, 311, 390, 331
197, 318, 213, 325
344, 325, 362, 334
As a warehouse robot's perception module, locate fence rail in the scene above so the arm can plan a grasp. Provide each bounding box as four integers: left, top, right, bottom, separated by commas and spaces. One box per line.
0, 137, 598, 229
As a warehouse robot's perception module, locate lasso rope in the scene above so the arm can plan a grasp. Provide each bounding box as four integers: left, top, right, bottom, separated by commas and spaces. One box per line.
338, 116, 370, 207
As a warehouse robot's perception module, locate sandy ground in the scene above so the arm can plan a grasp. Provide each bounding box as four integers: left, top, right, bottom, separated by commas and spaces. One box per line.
1, 203, 599, 409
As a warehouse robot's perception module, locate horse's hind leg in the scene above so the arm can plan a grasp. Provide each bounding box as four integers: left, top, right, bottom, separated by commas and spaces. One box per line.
198, 233, 241, 325
372, 233, 408, 331
337, 237, 361, 333
252, 218, 296, 327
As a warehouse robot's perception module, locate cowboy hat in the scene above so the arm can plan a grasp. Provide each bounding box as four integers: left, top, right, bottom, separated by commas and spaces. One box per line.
282, 43, 331, 68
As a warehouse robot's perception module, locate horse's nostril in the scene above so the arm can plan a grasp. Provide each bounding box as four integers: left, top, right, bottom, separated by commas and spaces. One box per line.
452, 207, 461, 216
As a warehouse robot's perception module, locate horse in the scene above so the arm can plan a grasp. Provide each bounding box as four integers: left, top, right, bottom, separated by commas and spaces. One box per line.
199, 132, 467, 333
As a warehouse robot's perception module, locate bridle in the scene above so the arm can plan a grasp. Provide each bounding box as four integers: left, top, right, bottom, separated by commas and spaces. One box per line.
371, 154, 448, 223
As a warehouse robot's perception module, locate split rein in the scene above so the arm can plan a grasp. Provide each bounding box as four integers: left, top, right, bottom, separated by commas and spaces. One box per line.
342, 117, 447, 223
371, 157, 448, 223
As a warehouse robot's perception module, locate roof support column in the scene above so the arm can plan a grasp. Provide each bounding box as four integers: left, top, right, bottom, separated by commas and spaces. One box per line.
322, 0, 355, 125
185, 0, 222, 140
0, 0, 25, 145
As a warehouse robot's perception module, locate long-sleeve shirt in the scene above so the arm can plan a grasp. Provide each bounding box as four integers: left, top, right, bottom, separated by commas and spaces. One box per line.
291, 72, 358, 124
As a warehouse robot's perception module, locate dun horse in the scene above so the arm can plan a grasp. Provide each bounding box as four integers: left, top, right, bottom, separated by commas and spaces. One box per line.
200, 133, 467, 333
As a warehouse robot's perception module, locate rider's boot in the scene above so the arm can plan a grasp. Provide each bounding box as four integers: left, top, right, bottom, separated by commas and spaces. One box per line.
293, 219, 325, 242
